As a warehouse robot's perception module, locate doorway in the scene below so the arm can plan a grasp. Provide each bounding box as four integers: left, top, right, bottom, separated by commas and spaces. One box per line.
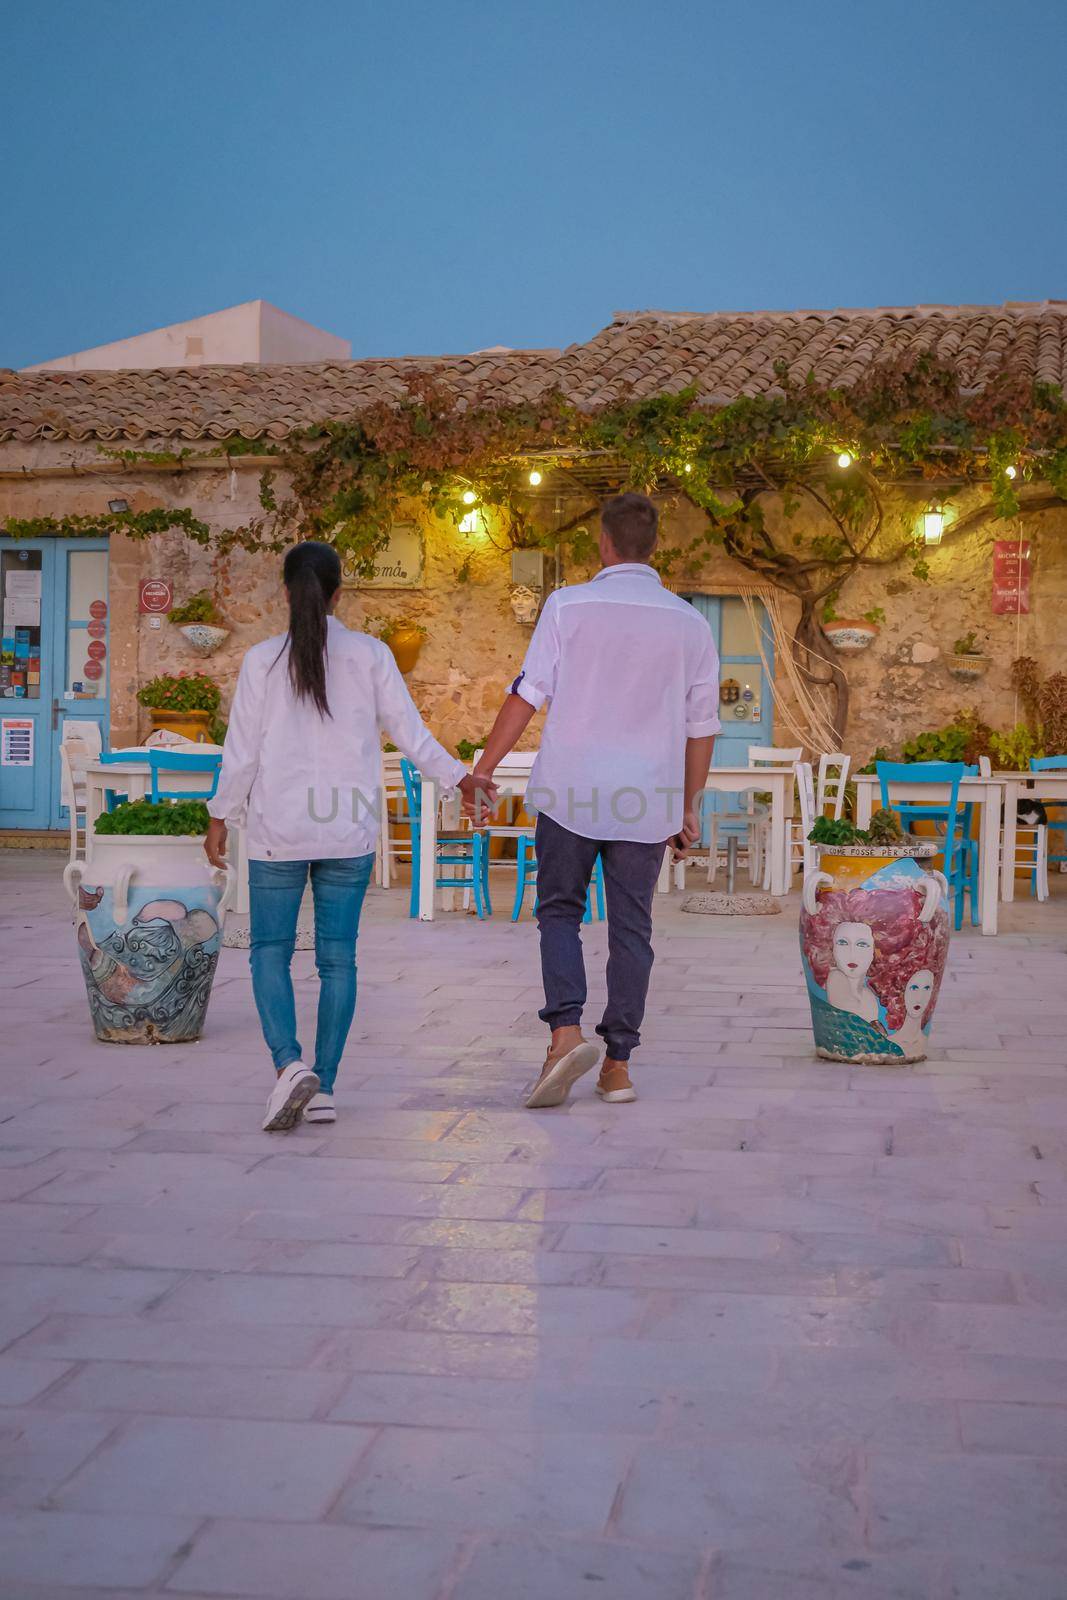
0, 537, 110, 831
683, 594, 774, 831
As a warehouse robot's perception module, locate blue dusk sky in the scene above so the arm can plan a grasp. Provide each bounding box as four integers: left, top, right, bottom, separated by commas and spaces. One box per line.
2, 0, 1065, 369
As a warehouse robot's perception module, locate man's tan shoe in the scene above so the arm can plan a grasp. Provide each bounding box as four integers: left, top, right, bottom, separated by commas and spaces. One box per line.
525, 1035, 601, 1109
596, 1062, 637, 1103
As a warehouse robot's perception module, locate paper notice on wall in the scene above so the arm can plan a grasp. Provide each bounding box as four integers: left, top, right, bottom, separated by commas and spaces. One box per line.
1, 718, 34, 766
4, 599, 41, 628
5, 571, 42, 599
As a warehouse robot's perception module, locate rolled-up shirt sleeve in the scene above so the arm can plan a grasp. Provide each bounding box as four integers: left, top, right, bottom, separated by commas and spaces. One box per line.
375, 645, 466, 790
685, 623, 723, 737
509, 592, 560, 711
208, 651, 266, 822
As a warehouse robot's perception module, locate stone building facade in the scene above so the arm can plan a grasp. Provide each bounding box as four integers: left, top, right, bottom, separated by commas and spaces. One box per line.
2, 302, 1065, 831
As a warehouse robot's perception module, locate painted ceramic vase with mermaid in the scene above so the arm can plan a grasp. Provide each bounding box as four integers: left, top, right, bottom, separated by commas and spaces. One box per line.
800, 839, 950, 1064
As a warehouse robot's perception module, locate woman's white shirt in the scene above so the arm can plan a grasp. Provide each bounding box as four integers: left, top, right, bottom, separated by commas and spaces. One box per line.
208, 617, 466, 861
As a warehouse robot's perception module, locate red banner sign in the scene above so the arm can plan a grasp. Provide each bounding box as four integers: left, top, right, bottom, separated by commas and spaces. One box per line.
138, 579, 173, 615
992, 539, 1031, 615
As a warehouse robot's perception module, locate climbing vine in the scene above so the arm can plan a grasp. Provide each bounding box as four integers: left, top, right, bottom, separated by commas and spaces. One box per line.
6, 352, 1067, 739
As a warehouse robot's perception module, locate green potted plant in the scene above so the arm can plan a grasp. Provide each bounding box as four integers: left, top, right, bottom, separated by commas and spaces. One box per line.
63, 799, 233, 1044
137, 671, 221, 743
949, 629, 989, 683
821, 603, 884, 656
169, 592, 230, 658
455, 736, 486, 763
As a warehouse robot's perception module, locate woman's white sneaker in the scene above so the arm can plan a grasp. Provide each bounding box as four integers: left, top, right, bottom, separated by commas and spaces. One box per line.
304, 1093, 336, 1124
262, 1062, 319, 1132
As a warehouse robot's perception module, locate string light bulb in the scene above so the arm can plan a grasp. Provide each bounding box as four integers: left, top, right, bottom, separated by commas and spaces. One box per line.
461, 489, 478, 505
1004, 464, 1017, 480
528, 469, 542, 486
836, 451, 854, 469
683, 462, 693, 474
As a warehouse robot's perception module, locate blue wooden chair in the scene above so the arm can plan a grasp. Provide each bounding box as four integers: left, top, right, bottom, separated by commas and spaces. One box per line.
1030, 755, 1067, 879
511, 833, 605, 923
877, 760, 977, 930
98, 748, 153, 811
401, 758, 492, 918
148, 749, 222, 803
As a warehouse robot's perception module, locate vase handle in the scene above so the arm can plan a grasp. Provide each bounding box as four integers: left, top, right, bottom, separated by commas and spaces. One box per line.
62, 860, 83, 908
112, 863, 135, 927
211, 862, 236, 916
802, 869, 834, 915
919, 871, 946, 924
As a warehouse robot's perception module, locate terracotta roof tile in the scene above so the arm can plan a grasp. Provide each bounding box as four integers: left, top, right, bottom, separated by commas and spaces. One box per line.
2, 303, 1065, 443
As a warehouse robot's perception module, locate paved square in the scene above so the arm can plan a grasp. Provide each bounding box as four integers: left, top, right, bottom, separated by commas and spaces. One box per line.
1, 848, 1066, 1598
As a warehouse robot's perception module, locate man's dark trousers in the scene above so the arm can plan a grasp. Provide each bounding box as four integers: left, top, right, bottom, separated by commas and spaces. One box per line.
534, 811, 666, 1062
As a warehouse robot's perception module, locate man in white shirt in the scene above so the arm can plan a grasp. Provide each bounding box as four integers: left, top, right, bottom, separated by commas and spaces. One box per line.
470, 493, 720, 1108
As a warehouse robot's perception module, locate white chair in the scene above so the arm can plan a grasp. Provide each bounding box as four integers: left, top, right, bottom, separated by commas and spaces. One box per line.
59, 729, 99, 865
789, 760, 817, 877
377, 751, 410, 888
1013, 824, 1050, 901
748, 746, 802, 891
816, 752, 851, 819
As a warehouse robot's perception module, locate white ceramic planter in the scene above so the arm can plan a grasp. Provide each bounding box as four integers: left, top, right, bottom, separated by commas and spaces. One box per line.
822, 620, 879, 655
64, 835, 234, 1044
180, 624, 230, 657
948, 654, 989, 683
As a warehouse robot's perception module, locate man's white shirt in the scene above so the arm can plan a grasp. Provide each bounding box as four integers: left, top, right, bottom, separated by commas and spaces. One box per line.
511, 564, 721, 843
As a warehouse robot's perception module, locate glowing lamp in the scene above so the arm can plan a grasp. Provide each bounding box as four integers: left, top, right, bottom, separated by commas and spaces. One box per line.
683, 463, 693, 474
1004, 464, 1017, 480
461, 489, 478, 505
528, 469, 542, 486
923, 504, 946, 546
459, 511, 480, 534
836, 451, 854, 469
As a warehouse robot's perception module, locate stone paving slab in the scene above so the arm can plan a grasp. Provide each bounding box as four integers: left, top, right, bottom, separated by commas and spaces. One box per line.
2, 848, 1067, 1597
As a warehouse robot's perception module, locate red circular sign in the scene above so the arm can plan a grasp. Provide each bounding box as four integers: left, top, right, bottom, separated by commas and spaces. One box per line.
87, 639, 107, 661
89, 600, 107, 620
83, 659, 103, 681
87, 620, 106, 639
139, 580, 172, 614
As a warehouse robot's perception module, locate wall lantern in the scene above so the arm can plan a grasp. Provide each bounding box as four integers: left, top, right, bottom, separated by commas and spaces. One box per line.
108, 498, 129, 513
459, 510, 481, 534
835, 451, 854, 469
923, 503, 946, 546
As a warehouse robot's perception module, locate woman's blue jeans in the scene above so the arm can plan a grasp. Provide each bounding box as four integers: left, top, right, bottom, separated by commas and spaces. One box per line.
248, 855, 374, 1094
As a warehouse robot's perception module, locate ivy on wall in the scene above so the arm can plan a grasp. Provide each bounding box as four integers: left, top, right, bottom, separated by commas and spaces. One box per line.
6, 352, 1067, 738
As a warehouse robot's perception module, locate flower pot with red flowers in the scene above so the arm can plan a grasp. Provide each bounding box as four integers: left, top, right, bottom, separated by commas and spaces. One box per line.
137, 672, 221, 743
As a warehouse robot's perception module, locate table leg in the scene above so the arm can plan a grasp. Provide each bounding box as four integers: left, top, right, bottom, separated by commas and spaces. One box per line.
1001, 780, 1019, 903
657, 851, 672, 894
418, 776, 437, 921
978, 785, 1000, 936
855, 783, 874, 831
232, 825, 250, 916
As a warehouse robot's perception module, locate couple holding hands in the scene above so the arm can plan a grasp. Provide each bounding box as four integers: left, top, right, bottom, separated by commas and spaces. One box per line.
205, 492, 721, 1132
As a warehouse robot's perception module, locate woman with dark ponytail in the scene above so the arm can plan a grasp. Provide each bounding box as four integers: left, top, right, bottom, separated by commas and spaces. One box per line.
205, 541, 485, 1132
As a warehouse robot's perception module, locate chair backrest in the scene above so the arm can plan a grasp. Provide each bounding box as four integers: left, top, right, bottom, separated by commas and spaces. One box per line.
796, 761, 816, 835
977, 755, 992, 777
1031, 756, 1067, 770
877, 760, 966, 864
59, 743, 81, 811
748, 745, 803, 768
148, 749, 221, 803
98, 749, 153, 766
62, 720, 102, 759
816, 751, 851, 819
400, 758, 422, 824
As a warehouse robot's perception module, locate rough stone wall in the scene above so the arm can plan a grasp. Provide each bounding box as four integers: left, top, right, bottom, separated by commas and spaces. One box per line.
1, 443, 1062, 762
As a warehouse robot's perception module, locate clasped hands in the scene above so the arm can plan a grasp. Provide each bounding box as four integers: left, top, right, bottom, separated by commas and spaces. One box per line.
458, 769, 500, 825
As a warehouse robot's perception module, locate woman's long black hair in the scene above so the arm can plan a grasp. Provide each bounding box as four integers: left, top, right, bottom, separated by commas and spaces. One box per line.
279, 541, 342, 717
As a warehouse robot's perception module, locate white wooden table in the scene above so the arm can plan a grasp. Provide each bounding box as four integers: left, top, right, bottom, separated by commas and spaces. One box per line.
854, 772, 1005, 935
657, 765, 796, 898
417, 753, 536, 922
1000, 769, 1067, 902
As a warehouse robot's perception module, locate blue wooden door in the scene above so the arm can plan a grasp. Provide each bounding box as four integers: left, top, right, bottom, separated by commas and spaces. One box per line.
683, 594, 774, 823
0, 538, 109, 831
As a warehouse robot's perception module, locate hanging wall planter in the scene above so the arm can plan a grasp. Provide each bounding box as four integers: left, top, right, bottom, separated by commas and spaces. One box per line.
381, 621, 427, 675
822, 619, 880, 655
179, 623, 230, 658
948, 652, 989, 683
